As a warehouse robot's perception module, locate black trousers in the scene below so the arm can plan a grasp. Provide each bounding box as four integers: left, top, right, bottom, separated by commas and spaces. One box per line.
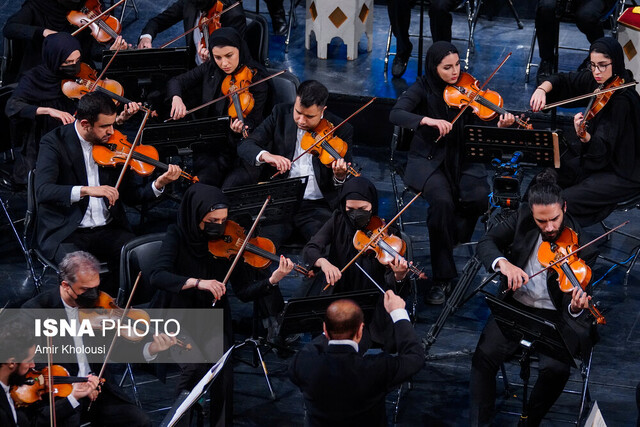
469, 307, 571, 427
428, 0, 458, 43
536, 0, 608, 61
80, 386, 151, 427
419, 167, 488, 282
258, 198, 333, 249
388, 0, 413, 58
56, 222, 135, 295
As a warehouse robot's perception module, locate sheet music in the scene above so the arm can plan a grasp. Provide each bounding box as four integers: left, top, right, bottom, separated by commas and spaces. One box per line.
584, 401, 607, 427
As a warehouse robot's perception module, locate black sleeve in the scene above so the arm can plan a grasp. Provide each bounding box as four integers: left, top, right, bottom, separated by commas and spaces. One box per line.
229, 261, 273, 303
545, 70, 594, 107
5, 93, 39, 120
2, 6, 44, 43
389, 80, 427, 130
476, 209, 519, 271
35, 131, 75, 207
117, 169, 157, 206
140, 0, 186, 40
166, 63, 210, 99
149, 227, 190, 294
25, 396, 81, 427
220, 1, 247, 38
302, 215, 337, 267
237, 104, 280, 164
382, 319, 424, 390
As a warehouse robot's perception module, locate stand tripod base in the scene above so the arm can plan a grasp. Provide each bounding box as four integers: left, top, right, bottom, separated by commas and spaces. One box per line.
235, 337, 277, 400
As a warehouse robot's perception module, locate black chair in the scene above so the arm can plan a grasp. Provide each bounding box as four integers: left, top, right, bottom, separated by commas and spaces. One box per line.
116, 232, 166, 408
389, 125, 424, 232
0, 83, 17, 161
266, 68, 300, 107
598, 195, 640, 287
498, 348, 594, 424
1, 38, 24, 86
246, 10, 270, 66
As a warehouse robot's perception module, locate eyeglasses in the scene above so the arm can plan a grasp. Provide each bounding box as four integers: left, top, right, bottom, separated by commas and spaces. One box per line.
588, 62, 612, 73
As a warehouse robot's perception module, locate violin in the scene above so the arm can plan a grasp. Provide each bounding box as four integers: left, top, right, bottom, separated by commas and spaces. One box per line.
67, 0, 121, 44
537, 227, 606, 324
92, 129, 199, 183
300, 118, 361, 177
221, 65, 255, 138
62, 62, 124, 103
208, 220, 313, 277
577, 76, 624, 138
444, 72, 532, 129
198, 1, 224, 52
352, 216, 428, 280
10, 365, 103, 407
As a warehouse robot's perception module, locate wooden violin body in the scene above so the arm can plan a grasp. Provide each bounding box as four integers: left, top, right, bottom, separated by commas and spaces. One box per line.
300, 118, 360, 177
208, 220, 312, 276
67, 0, 121, 43
61, 62, 124, 102
198, 0, 224, 51
221, 65, 255, 121
537, 227, 606, 324
577, 76, 624, 138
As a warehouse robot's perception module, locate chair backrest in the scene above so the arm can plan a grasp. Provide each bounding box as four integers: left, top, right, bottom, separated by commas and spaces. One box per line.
266, 68, 300, 108
245, 11, 270, 66
24, 169, 37, 248
118, 232, 165, 306
1, 37, 24, 86
0, 83, 17, 154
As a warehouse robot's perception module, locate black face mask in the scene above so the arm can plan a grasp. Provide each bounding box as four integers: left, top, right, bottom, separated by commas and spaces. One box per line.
59, 62, 81, 77
73, 287, 99, 308
203, 221, 226, 240
346, 209, 372, 230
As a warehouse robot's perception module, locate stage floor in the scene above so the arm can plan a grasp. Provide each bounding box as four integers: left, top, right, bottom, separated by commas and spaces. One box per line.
0, 1, 638, 425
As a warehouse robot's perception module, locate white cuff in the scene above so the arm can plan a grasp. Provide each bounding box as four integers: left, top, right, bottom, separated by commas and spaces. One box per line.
333, 175, 346, 186
67, 394, 80, 408
152, 180, 164, 197
71, 186, 82, 203
143, 342, 158, 362
492, 257, 507, 272
255, 150, 268, 166
390, 308, 410, 323
568, 304, 583, 318
139, 34, 152, 41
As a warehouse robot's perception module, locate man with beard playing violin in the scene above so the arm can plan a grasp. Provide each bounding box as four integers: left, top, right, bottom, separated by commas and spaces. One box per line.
469, 170, 599, 426
34, 91, 182, 294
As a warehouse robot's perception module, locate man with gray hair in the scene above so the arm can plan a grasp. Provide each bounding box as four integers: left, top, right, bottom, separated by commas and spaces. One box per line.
22, 251, 176, 426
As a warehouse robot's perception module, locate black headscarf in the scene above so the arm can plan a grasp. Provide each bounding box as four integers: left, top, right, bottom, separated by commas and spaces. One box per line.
177, 183, 229, 257
589, 36, 633, 83
339, 176, 379, 217
421, 41, 460, 120
13, 33, 81, 102
207, 27, 255, 74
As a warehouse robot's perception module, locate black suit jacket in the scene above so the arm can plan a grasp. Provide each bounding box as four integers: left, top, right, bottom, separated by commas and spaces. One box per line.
476, 204, 598, 356
237, 103, 354, 209
0, 389, 19, 427
288, 317, 424, 426
140, 0, 246, 55
34, 123, 157, 260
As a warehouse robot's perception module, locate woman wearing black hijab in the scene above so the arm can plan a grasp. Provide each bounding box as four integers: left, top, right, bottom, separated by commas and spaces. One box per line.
389, 41, 514, 305
150, 183, 293, 426
303, 176, 409, 349
531, 36, 640, 227
167, 27, 270, 187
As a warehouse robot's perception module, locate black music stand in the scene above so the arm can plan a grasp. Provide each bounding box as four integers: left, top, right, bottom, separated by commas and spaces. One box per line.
102, 47, 190, 80
223, 177, 308, 227
483, 291, 578, 424
277, 290, 380, 337
425, 125, 562, 355
141, 117, 231, 158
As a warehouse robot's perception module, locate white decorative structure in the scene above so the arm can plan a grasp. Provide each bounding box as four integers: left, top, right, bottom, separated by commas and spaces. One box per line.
305, 0, 374, 60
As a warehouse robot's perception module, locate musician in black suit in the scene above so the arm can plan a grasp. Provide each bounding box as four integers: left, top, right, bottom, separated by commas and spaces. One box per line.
22, 251, 175, 426
469, 170, 598, 426
137, 0, 247, 66
288, 291, 424, 426
34, 91, 181, 292
237, 80, 353, 248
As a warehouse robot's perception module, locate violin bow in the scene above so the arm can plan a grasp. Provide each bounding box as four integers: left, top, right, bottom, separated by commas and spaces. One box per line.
159, 1, 242, 49
435, 52, 512, 143
271, 97, 377, 179
323, 191, 422, 290
88, 272, 142, 411
528, 221, 628, 280
541, 81, 638, 110
165, 70, 285, 122
89, 42, 123, 92
47, 334, 56, 427
70, 0, 126, 37
114, 108, 151, 190
214, 196, 271, 306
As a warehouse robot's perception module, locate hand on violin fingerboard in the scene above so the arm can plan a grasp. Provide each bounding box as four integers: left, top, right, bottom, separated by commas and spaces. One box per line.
72, 374, 100, 401
269, 255, 295, 284
570, 287, 591, 314
198, 46, 211, 63
332, 158, 348, 181
155, 164, 183, 189
573, 112, 591, 142
116, 102, 141, 125
497, 113, 515, 128
230, 118, 247, 135
149, 333, 178, 355
390, 255, 409, 281
109, 35, 130, 51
